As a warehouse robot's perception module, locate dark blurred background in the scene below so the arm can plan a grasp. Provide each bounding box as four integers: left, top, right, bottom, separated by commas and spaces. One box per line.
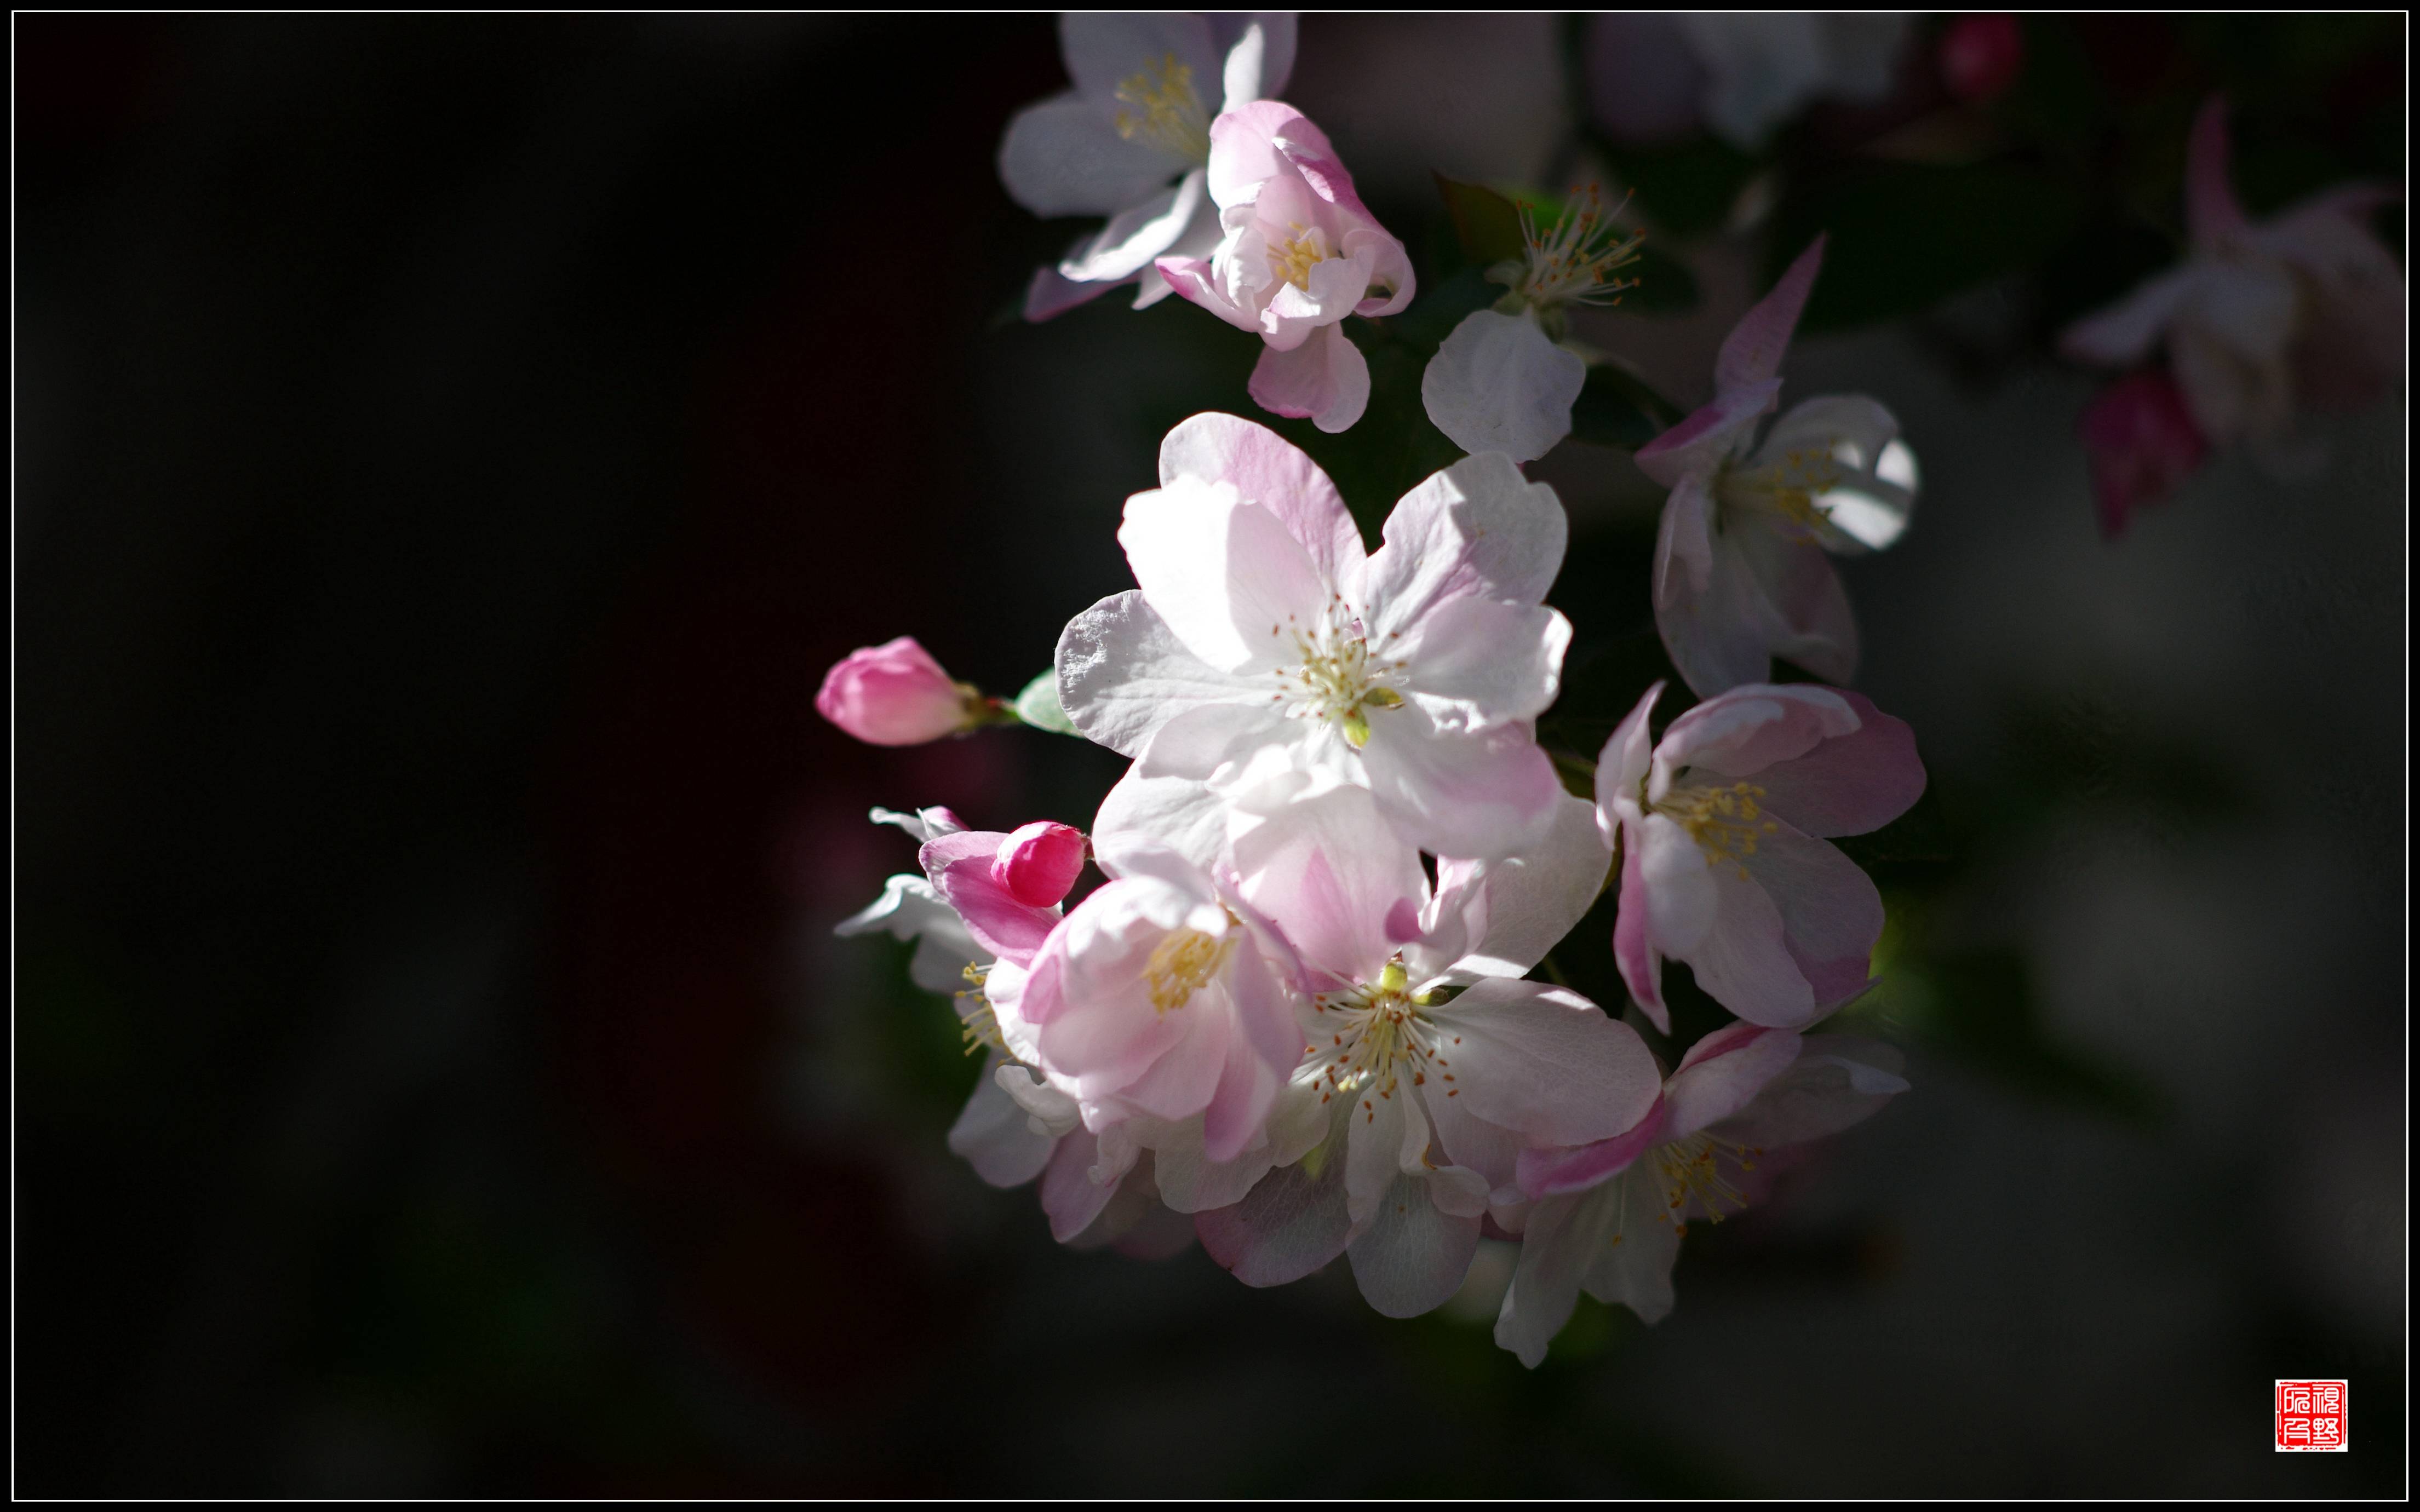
15, 14, 2404, 1496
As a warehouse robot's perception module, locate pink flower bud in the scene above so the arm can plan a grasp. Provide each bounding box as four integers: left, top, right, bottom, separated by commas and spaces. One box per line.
2079, 369, 2209, 540
815, 636, 972, 746
991, 821, 1087, 909
1940, 14, 2024, 104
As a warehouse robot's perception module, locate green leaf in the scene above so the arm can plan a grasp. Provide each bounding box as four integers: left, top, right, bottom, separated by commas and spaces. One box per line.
1011, 670, 1080, 735
1433, 172, 1527, 268
1565, 362, 1684, 451
1772, 162, 2088, 332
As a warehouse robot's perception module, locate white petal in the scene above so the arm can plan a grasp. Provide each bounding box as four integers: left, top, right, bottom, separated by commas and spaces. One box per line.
1421, 309, 1588, 463
1229, 780, 1426, 984
1092, 764, 1231, 875
1056, 589, 1261, 759
1212, 14, 1298, 107
1120, 478, 1334, 672
948, 1062, 1061, 1188
1711, 1032, 1907, 1147
1454, 794, 1614, 978
1157, 411, 1366, 597
1638, 812, 1718, 952
1356, 703, 1563, 862
1346, 1172, 1484, 1318
1057, 168, 1208, 284
2058, 266, 2198, 367
1679, 13, 1829, 150
1494, 1188, 1621, 1367
1755, 394, 1915, 553
1579, 1167, 1681, 1323
1364, 453, 1568, 637
1059, 12, 1221, 121
1392, 596, 1572, 732
997, 93, 1180, 219
1429, 979, 1662, 1146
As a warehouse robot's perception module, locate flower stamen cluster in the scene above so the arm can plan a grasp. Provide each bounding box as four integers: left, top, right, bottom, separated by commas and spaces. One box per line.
1721, 444, 1847, 534
1145, 925, 1234, 1011
1112, 52, 1212, 163
1267, 600, 1408, 749
1652, 779, 1779, 876
1651, 1131, 1761, 1232
1311, 962, 1459, 1116
1502, 184, 1645, 317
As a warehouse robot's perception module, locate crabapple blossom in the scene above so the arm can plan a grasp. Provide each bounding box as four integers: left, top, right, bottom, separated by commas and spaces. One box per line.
2061, 96, 2404, 463
1001, 14, 1297, 319
1010, 833, 1308, 1167
1156, 102, 1414, 432
1637, 237, 1920, 697
1597, 680, 1924, 1032
1421, 185, 1644, 463
816, 637, 985, 746
1056, 412, 1571, 861
1495, 1022, 1908, 1365
2078, 369, 2211, 539
1938, 13, 2025, 104
1194, 779, 1657, 1318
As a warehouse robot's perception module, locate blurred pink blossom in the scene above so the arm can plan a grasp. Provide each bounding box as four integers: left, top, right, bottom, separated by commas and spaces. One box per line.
2078, 368, 2211, 538
1939, 14, 2025, 103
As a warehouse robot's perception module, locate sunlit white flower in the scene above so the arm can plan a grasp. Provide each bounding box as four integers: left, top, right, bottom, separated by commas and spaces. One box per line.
1057, 413, 1571, 861
1156, 102, 1415, 431
1636, 237, 1919, 696
1001, 14, 1297, 320
1496, 1022, 1907, 1365
1585, 13, 1911, 151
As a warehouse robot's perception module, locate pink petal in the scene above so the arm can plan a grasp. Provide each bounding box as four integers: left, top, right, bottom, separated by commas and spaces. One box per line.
1710, 1033, 1907, 1147
1364, 451, 1569, 629
1659, 682, 1859, 779
1230, 781, 1425, 982
921, 831, 1062, 965
1664, 1022, 1803, 1139
1514, 1092, 1666, 1197
1247, 321, 1370, 433
1023, 263, 1115, 323
1357, 703, 1564, 861
1158, 411, 1366, 596
1610, 834, 1670, 1034
1635, 378, 1780, 488
1040, 1129, 1125, 1243
993, 821, 1087, 909
1154, 253, 1258, 331
1119, 480, 1334, 672
1578, 1168, 1679, 1323
1734, 524, 1859, 685
1680, 858, 1817, 1027
1744, 819, 1884, 1003
2057, 267, 2196, 368
2077, 368, 2210, 538
1715, 234, 1824, 394
1391, 595, 1572, 729
1750, 687, 1926, 837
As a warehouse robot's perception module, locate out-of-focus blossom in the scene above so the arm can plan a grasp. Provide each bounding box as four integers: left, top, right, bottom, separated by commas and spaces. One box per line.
816, 636, 985, 747
1422, 186, 1643, 463
1056, 413, 1571, 861
834, 807, 1072, 1188
2061, 97, 2404, 458
1495, 1023, 1908, 1365
2078, 369, 2211, 538
1636, 238, 1919, 696
1596, 680, 1924, 1032
1584, 13, 1911, 151
1010, 834, 1307, 1168
1194, 780, 1656, 1319
1938, 14, 2025, 104
1157, 102, 1415, 432
1001, 14, 1298, 320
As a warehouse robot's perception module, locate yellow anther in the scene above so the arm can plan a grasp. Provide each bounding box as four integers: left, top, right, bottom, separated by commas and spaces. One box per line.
1144, 927, 1231, 1012
1112, 53, 1211, 162
1654, 780, 1780, 872
1269, 227, 1329, 291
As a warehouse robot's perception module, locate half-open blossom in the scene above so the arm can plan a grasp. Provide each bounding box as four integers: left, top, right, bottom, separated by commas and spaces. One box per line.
816, 636, 984, 746
1194, 779, 1658, 1318
1000, 14, 1297, 320
1598, 680, 1924, 1032
1584, 13, 1910, 151
2078, 368, 2211, 539
1494, 1022, 1908, 1366
1637, 238, 1919, 697
1421, 186, 1643, 463
834, 807, 1071, 1188
2060, 97, 2404, 457
1057, 412, 1570, 861
1157, 102, 1414, 432
1010, 834, 1307, 1168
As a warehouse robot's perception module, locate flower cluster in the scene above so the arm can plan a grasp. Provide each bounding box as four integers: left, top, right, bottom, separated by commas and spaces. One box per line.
820, 12, 1944, 1365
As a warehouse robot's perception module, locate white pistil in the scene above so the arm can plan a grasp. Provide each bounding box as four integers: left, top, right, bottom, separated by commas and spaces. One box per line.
1309, 960, 1461, 1121
1265, 596, 1408, 751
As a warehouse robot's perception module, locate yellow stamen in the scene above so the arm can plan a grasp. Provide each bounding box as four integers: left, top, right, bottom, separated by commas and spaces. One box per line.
1144, 927, 1232, 1012
1112, 53, 1211, 163
1653, 780, 1780, 879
